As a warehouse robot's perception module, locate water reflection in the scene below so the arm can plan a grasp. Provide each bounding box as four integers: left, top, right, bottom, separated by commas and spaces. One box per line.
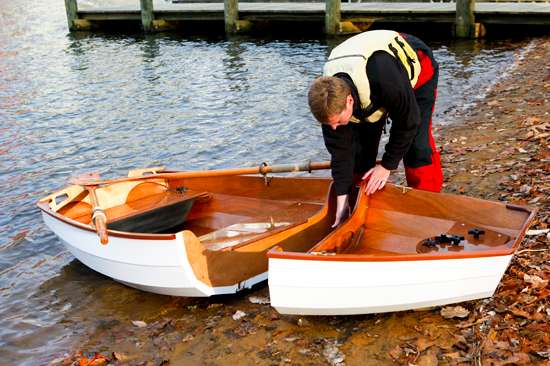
0, 0, 536, 363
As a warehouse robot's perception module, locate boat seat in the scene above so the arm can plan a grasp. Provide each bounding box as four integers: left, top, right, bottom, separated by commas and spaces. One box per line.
198, 201, 323, 251
61, 189, 208, 233
107, 190, 207, 233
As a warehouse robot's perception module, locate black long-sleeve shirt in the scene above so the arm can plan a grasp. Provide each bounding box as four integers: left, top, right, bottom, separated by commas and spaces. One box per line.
322, 51, 421, 195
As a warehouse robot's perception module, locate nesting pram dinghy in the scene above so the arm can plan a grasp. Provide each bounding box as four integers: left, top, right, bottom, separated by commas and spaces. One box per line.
267, 182, 536, 315
37, 162, 336, 296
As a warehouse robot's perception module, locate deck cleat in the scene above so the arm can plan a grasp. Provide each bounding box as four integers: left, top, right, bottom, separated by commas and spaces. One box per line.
434, 234, 464, 246
424, 238, 438, 247
468, 228, 486, 239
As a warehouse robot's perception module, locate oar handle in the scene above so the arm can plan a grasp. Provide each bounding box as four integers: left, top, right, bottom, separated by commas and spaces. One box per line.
92, 208, 109, 245
88, 186, 109, 245
261, 161, 330, 174
72, 160, 332, 187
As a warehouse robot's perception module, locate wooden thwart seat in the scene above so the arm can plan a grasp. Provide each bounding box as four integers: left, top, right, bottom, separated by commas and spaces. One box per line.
59, 189, 207, 233
107, 190, 206, 233
190, 199, 324, 251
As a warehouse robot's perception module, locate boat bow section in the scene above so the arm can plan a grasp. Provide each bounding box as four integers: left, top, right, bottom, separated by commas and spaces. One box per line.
268, 183, 536, 315
268, 253, 513, 315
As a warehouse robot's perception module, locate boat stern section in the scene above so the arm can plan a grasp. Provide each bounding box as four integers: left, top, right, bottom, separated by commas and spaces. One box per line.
41, 212, 216, 296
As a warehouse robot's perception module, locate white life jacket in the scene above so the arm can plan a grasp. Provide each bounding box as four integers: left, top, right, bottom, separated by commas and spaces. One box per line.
323, 30, 421, 123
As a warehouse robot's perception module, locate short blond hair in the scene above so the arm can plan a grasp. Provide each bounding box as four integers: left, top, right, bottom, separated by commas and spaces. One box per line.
308, 76, 351, 123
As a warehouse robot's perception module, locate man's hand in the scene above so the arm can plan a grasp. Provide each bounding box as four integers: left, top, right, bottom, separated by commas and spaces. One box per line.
333, 194, 350, 228
363, 164, 390, 195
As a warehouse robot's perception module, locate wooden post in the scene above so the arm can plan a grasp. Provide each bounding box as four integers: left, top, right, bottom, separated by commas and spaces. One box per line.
140, 0, 154, 32
225, 0, 239, 33
325, 0, 341, 35
64, 0, 78, 31
455, 0, 475, 38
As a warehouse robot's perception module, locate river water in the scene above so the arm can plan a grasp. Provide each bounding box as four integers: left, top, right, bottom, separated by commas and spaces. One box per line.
0, 0, 536, 364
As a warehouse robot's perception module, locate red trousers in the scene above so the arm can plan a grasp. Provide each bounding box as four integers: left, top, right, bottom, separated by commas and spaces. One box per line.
351, 35, 443, 194
402, 43, 443, 193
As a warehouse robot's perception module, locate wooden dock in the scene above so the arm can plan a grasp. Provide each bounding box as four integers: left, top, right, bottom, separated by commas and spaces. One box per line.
67, 0, 550, 37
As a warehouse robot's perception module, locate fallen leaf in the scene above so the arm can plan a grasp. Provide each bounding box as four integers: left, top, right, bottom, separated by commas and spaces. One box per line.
232, 310, 246, 320
388, 344, 402, 360
494, 340, 511, 350
323, 343, 345, 365
416, 347, 439, 366
181, 334, 194, 342
509, 307, 532, 319
524, 274, 548, 289
111, 352, 134, 362
524, 116, 541, 125
416, 337, 436, 352
526, 229, 549, 236
440, 306, 470, 319
248, 296, 270, 305
443, 351, 461, 360
79, 354, 107, 366
493, 353, 531, 365
131, 320, 147, 328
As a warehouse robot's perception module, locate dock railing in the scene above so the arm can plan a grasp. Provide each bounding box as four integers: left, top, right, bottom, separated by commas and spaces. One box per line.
65, 0, 549, 37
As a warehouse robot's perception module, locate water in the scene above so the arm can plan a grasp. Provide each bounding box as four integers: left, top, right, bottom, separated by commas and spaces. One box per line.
0, 0, 535, 364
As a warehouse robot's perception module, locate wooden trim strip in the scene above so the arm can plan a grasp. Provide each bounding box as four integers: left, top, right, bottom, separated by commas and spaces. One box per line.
73, 161, 331, 187
267, 245, 515, 262
507, 203, 538, 254
506, 203, 534, 214
267, 197, 537, 262
37, 202, 176, 241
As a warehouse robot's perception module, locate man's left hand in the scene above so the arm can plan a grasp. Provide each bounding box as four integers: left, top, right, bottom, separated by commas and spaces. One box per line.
363, 164, 390, 195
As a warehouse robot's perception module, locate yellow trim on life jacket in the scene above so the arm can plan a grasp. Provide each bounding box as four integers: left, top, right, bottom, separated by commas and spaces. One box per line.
323, 30, 420, 123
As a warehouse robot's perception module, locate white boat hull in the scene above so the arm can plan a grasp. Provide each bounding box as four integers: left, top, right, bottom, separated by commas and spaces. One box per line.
42, 213, 266, 296
268, 255, 513, 315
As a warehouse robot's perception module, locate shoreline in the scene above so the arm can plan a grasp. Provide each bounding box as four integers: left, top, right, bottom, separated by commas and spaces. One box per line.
56, 37, 549, 366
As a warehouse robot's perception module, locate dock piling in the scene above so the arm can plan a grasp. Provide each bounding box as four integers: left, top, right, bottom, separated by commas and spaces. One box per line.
225, 0, 239, 33
64, 0, 78, 31
456, 0, 476, 38
325, 0, 342, 35
140, 0, 154, 31
64, 1, 548, 37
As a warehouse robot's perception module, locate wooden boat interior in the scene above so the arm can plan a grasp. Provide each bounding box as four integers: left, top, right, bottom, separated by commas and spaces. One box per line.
304, 184, 535, 259
39, 173, 335, 251
177, 176, 333, 249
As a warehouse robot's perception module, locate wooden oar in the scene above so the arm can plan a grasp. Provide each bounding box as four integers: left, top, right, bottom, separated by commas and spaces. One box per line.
69, 161, 331, 245
70, 160, 331, 187
69, 173, 109, 245
87, 185, 109, 245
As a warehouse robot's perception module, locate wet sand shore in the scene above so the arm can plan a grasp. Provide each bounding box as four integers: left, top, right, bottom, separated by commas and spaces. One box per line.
57, 37, 549, 366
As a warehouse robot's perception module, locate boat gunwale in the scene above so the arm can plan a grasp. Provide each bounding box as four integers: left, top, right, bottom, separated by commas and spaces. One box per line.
267, 185, 537, 262
37, 201, 178, 241
37, 174, 334, 243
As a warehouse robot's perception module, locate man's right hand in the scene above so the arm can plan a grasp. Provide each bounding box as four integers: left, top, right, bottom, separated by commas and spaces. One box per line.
332, 194, 350, 228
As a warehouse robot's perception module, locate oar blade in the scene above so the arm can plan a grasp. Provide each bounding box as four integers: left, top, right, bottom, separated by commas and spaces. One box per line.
69, 172, 101, 186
